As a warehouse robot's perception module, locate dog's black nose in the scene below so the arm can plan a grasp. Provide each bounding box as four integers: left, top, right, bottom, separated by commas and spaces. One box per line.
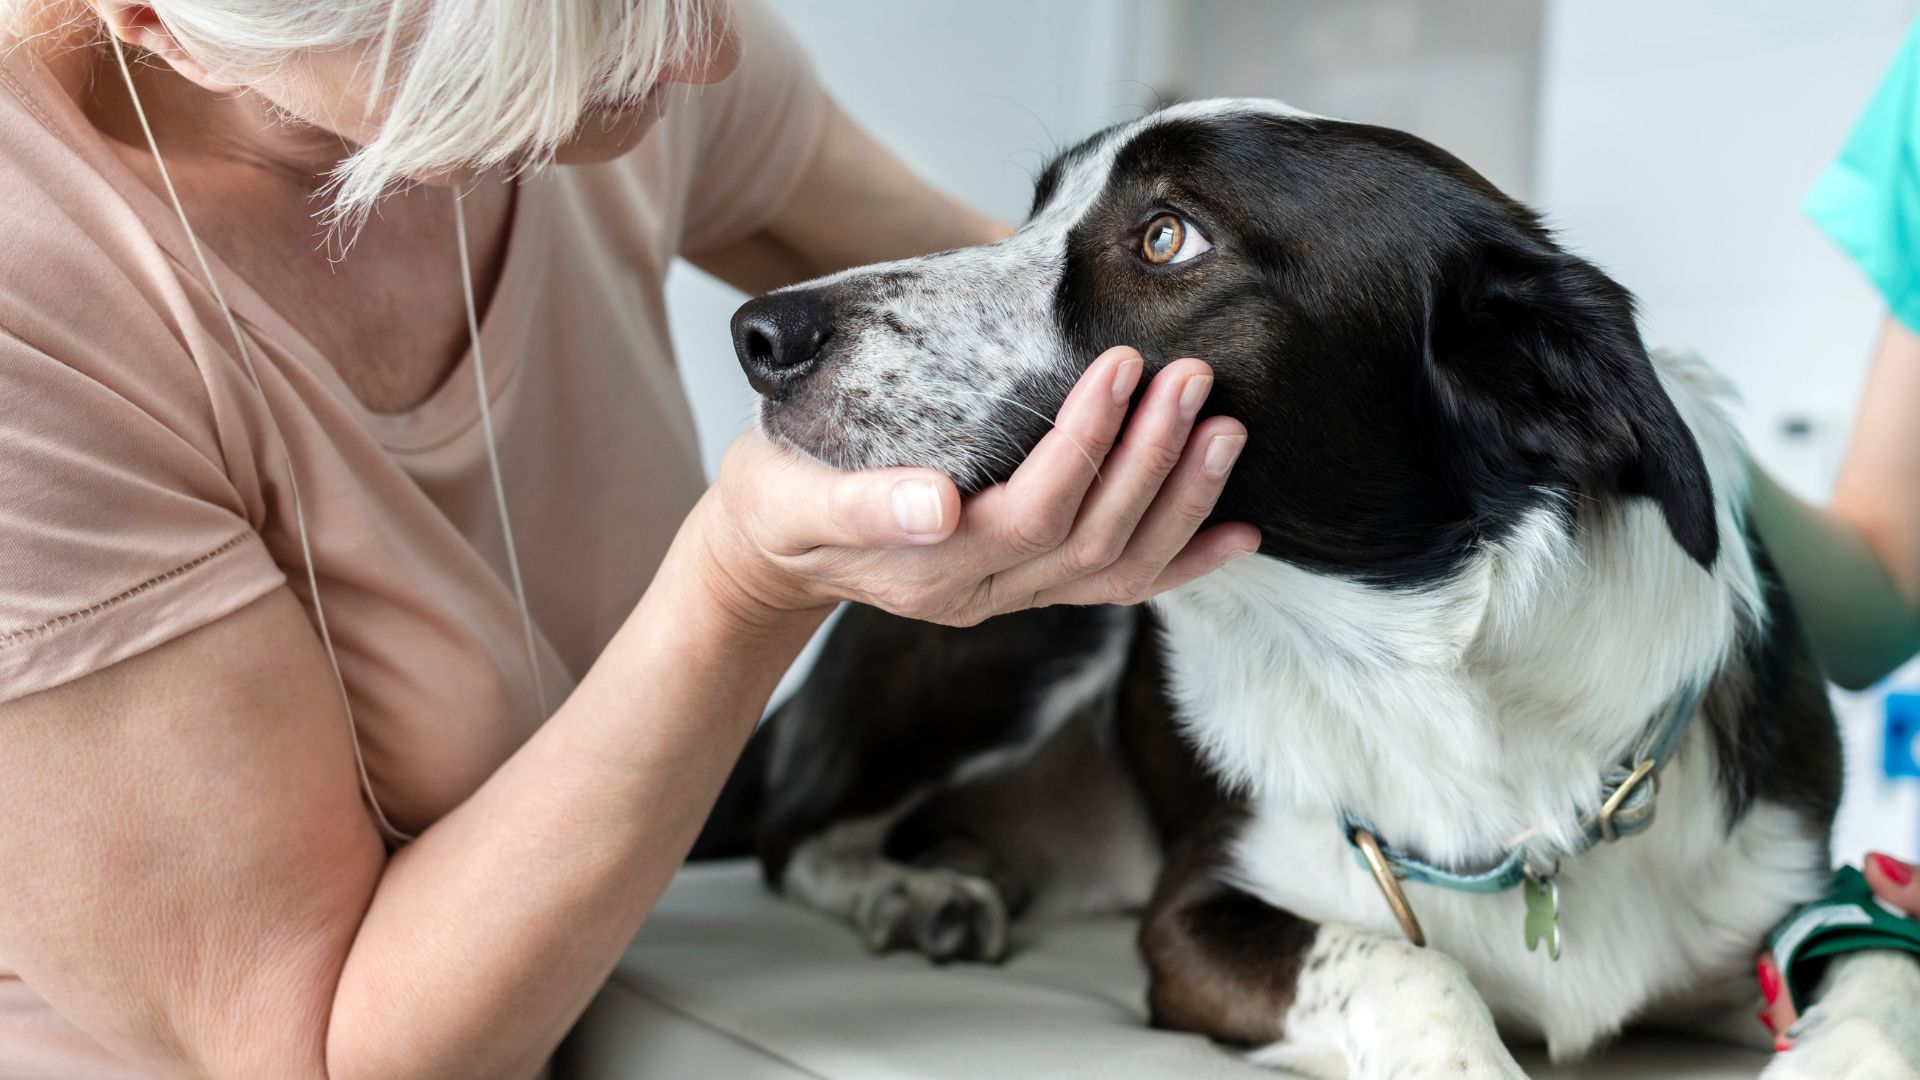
732, 290, 834, 395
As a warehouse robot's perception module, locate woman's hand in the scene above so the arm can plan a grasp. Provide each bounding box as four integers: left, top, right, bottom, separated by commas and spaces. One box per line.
695, 345, 1259, 629
1758, 852, 1918, 1049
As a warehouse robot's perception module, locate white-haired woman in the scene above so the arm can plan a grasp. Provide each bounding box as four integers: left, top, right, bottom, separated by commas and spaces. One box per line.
0, 1, 1256, 1076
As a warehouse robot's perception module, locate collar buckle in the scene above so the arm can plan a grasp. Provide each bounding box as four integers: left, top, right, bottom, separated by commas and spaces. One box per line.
1595, 758, 1658, 843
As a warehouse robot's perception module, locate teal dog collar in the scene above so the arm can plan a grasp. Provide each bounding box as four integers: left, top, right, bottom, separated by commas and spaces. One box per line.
1343, 683, 1704, 957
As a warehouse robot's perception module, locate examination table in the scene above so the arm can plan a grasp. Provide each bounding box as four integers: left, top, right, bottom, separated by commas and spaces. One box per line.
556, 861, 1768, 1079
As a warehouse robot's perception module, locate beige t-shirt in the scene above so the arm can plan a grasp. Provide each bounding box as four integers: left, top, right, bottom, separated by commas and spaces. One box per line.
0, 3, 828, 1074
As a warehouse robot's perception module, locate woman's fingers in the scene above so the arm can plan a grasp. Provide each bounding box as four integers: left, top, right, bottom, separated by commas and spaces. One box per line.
988, 346, 1142, 557
1757, 951, 1797, 1051
977, 359, 1229, 603
1139, 521, 1264, 597
1026, 413, 1255, 608
1865, 852, 1919, 913
1044, 357, 1217, 577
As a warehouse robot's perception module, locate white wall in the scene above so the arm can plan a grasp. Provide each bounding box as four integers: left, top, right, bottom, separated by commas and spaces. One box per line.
1537, 1, 1920, 861
1169, 0, 1541, 199
1537, 0, 1915, 495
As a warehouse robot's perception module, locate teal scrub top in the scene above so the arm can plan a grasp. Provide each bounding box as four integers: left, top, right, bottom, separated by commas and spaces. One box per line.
1806, 17, 1920, 332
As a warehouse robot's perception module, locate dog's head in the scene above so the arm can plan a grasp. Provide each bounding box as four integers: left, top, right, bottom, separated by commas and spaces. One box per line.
733, 100, 1717, 583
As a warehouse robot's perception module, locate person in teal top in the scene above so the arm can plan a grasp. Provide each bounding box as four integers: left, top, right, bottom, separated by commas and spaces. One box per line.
1749, 15, 1920, 1051
1759, 18, 1920, 691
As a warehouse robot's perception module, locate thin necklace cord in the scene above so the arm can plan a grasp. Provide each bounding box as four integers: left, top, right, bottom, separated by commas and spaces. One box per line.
454, 189, 551, 719
107, 36, 552, 844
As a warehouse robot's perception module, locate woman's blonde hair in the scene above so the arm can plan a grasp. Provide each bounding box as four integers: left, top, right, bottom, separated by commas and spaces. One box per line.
4, 0, 715, 225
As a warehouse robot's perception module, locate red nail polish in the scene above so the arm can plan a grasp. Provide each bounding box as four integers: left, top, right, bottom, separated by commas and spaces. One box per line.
1872, 852, 1914, 886
1756, 1009, 1774, 1034
1774, 1036, 1794, 1053
1757, 956, 1781, 1005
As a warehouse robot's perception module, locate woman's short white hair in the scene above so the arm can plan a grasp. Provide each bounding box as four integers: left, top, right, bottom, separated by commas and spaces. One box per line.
5, 0, 714, 224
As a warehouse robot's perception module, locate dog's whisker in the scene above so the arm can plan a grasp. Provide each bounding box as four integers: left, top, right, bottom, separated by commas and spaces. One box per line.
939, 388, 1103, 483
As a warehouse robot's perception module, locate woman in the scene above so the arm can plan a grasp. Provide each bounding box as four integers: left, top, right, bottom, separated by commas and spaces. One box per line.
1748, 13, 1920, 1050
0, 1, 1257, 1075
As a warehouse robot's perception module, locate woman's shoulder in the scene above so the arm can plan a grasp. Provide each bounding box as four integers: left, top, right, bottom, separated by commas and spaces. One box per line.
0, 53, 274, 705
0, 43, 141, 247
0, 44, 214, 404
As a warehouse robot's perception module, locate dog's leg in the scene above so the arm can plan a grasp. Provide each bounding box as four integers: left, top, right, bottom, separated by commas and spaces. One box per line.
1141, 837, 1524, 1080
782, 809, 1011, 963
778, 705, 1146, 965
763, 605, 1138, 962
1759, 951, 1920, 1079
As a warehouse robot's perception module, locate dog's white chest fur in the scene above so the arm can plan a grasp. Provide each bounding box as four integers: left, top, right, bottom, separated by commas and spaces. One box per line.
1148, 354, 1833, 1059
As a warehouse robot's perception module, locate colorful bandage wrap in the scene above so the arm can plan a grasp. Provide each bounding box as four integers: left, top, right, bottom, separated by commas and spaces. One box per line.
1766, 865, 1920, 1007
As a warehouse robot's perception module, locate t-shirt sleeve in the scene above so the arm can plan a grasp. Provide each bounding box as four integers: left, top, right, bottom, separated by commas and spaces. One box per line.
0, 331, 284, 704
677, 0, 833, 255
1804, 16, 1920, 332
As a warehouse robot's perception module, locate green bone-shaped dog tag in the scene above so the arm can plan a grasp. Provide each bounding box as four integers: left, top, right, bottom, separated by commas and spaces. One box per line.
1524, 875, 1561, 960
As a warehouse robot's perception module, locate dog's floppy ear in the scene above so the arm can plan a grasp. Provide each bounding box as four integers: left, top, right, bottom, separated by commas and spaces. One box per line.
1426, 244, 1719, 569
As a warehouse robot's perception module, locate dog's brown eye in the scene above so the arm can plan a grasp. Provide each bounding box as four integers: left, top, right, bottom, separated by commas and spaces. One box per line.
1139, 213, 1212, 266
1142, 214, 1184, 265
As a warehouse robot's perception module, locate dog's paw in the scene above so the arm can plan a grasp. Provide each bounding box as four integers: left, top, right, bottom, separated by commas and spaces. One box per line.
853, 867, 1009, 964
1250, 927, 1526, 1080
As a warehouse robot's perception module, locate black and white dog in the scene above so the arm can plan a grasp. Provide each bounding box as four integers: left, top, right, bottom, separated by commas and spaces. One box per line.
707, 100, 1920, 1077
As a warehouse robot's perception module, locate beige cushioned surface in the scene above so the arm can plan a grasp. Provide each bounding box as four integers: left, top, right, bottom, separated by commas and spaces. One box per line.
558, 862, 1768, 1079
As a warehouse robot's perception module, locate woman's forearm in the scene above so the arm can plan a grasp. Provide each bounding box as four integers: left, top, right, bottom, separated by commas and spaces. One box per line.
1750, 315, 1920, 690
1749, 464, 1920, 690
325, 493, 826, 1079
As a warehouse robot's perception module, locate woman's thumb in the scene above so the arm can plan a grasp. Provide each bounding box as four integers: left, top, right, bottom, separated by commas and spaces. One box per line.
724, 431, 962, 551
807, 469, 961, 548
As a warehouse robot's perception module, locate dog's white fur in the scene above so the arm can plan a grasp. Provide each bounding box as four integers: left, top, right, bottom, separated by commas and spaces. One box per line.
1152, 353, 1913, 1073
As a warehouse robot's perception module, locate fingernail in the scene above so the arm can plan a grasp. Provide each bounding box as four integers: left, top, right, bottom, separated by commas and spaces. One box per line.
1225, 545, 1257, 564
1774, 1036, 1794, 1053
890, 480, 944, 536
1203, 433, 1245, 479
1111, 356, 1143, 407
1756, 1009, 1774, 1035
1872, 852, 1913, 886
1756, 956, 1780, 1005
1179, 375, 1212, 420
